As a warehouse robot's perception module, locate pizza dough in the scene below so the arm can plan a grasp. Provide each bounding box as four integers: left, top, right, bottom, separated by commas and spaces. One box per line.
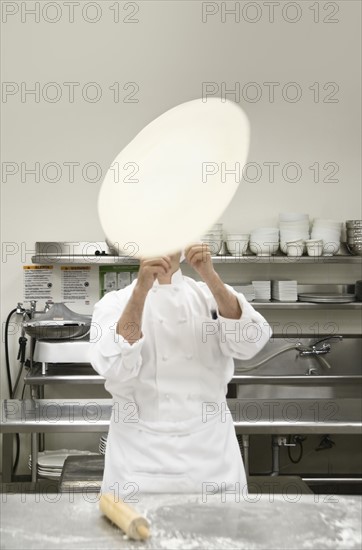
98, 98, 250, 258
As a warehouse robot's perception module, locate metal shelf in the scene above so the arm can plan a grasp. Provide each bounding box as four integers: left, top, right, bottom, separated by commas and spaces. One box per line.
252, 301, 362, 310
231, 374, 362, 384
212, 253, 362, 265
30, 241, 362, 265
30, 254, 137, 266
31, 253, 362, 265
24, 364, 104, 385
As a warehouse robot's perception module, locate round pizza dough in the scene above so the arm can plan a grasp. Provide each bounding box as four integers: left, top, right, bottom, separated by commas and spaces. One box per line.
98, 98, 250, 258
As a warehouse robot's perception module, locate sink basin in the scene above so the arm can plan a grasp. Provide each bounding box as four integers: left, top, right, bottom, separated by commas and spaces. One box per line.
234, 336, 362, 399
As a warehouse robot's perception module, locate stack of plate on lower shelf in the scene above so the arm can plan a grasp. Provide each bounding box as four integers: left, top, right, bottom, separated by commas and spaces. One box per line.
234, 284, 256, 302
28, 449, 98, 479
99, 433, 108, 455
252, 281, 271, 301
271, 280, 298, 302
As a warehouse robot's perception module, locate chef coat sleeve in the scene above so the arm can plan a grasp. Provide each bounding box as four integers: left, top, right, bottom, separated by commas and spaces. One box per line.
87, 290, 145, 381
216, 284, 272, 361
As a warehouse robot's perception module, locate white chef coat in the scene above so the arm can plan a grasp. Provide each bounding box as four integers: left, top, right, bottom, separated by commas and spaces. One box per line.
88, 269, 271, 497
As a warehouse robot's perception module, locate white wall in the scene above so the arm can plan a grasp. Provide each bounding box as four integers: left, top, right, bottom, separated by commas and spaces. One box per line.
1, 1, 361, 476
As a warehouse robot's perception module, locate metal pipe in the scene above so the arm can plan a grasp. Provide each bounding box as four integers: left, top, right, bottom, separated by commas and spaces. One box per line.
237, 345, 297, 372
271, 436, 280, 476
31, 432, 38, 483
242, 435, 250, 476
315, 354, 333, 370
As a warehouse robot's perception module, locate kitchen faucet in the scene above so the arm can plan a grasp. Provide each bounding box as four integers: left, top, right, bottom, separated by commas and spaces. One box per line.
296, 335, 343, 357
17, 300, 54, 319
311, 334, 343, 347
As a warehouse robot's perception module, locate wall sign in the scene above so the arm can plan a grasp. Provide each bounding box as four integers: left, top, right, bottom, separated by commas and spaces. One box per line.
61, 266, 91, 304
99, 265, 138, 298
23, 266, 54, 301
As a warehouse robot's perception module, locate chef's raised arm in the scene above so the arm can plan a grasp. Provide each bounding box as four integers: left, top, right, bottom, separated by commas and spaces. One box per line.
215, 284, 272, 361
88, 255, 172, 381
88, 289, 145, 382
184, 244, 272, 361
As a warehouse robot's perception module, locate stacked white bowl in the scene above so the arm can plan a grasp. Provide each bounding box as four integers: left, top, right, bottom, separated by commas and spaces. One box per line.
200, 222, 223, 255
226, 233, 250, 256
279, 213, 310, 254
346, 220, 362, 256
311, 219, 342, 255
249, 227, 279, 256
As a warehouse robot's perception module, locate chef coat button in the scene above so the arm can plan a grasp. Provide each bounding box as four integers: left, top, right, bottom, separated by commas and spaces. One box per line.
173, 287, 179, 291
165, 393, 170, 400
186, 354, 193, 360
152, 288, 157, 293
178, 318, 187, 324
159, 318, 164, 324
162, 355, 168, 361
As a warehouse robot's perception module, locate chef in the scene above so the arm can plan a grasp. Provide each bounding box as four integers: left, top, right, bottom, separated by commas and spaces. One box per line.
88, 244, 271, 497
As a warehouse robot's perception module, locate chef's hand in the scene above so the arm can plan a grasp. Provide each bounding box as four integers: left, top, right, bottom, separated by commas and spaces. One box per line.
184, 243, 216, 283
136, 256, 172, 293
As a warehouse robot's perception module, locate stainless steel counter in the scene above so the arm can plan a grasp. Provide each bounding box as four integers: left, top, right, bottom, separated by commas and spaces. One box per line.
24, 364, 105, 385
1, 398, 361, 434
1, 492, 361, 549
0, 399, 112, 433
1, 398, 361, 484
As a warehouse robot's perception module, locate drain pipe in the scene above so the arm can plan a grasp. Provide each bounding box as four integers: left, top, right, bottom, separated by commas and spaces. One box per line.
271, 436, 280, 476
271, 436, 297, 476
242, 435, 250, 476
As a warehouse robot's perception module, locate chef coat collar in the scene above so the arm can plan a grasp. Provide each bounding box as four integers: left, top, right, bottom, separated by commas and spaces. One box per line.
153, 268, 184, 287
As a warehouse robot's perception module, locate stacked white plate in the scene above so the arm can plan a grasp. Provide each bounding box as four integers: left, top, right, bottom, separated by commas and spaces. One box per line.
271, 280, 298, 302
99, 433, 108, 455
233, 284, 255, 302
28, 449, 97, 479
250, 228, 279, 256
279, 213, 310, 254
252, 281, 271, 301
311, 218, 342, 255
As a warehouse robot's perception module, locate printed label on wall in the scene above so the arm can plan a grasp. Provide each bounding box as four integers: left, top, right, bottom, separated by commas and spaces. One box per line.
23, 266, 54, 301
99, 265, 138, 298
61, 267, 91, 304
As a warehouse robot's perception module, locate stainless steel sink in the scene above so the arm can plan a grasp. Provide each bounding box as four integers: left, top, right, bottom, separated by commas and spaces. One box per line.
233, 335, 362, 399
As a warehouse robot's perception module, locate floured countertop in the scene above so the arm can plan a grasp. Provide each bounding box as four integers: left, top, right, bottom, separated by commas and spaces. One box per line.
1, 491, 361, 549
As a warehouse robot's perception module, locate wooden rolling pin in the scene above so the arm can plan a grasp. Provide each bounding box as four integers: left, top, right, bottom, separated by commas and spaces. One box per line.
99, 493, 150, 541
